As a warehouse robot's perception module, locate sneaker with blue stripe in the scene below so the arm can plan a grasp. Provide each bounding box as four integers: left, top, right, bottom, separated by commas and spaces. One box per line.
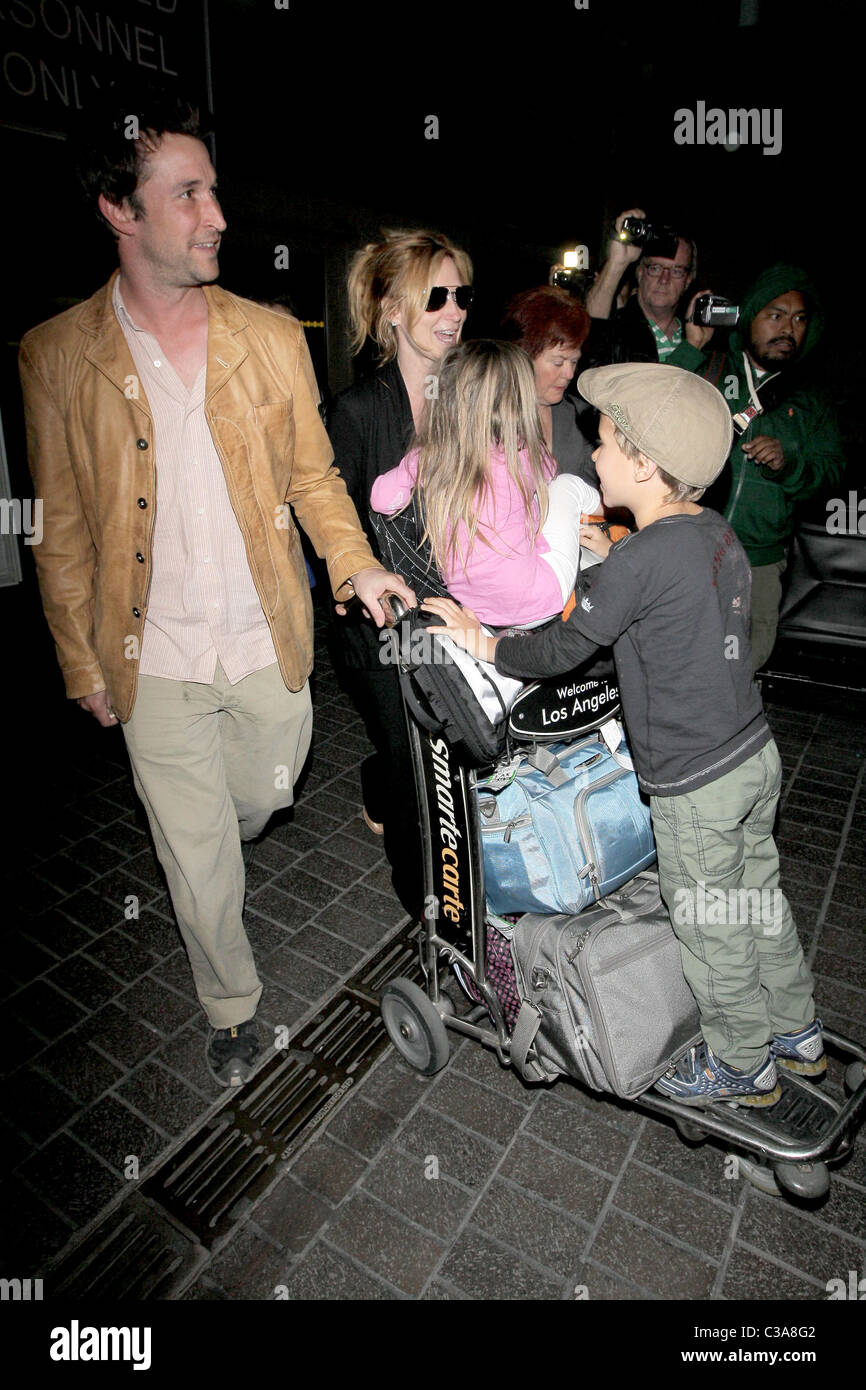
771, 1017, 826, 1077
655, 1042, 781, 1107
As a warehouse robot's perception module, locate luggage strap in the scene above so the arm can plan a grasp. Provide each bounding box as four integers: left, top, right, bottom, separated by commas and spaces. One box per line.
525, 745, 572, 787
399, 668, 443, 735
524, 719, 633, 785
510, 1001, 551, 1083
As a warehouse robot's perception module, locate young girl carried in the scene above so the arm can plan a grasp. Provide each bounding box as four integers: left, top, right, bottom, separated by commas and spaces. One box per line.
370, 339, 603, 628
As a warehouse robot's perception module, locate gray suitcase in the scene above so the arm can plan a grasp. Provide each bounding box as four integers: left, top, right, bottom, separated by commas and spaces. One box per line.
507, 871, 701, 1099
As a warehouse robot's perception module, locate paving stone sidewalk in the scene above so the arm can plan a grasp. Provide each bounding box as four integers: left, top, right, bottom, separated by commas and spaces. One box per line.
185, 701, 866, 1302
1, 595, 408, 1277
190, 1030, 866, 1302
2, 581, 864, 1301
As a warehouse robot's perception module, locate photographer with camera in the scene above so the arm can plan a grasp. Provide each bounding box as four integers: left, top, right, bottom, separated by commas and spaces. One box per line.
583, 207, 713, 371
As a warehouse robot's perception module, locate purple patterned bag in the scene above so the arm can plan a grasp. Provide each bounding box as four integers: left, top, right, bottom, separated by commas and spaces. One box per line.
455, 918, 521, 1033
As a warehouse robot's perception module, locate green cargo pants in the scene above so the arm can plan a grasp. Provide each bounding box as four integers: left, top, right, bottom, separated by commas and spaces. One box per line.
650, 739, 815, 1072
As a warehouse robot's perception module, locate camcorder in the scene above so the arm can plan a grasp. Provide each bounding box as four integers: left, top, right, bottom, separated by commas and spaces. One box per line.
690, 294, 740, 329
618, 217, 679, 261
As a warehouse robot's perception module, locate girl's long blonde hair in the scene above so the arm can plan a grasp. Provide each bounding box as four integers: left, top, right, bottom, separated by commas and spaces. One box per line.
414, 340, 554, 576
347, 228, 473, 362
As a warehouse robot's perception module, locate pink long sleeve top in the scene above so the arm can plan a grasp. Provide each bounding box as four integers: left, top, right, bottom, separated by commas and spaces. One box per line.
370, 446, 563, 626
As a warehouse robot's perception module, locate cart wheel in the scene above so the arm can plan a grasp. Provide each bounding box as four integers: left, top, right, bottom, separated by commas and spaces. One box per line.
736, 1155, 782, 1196
674, 1117, 707, 1144
845, 1061, 865, 1093
772, 1160, 830, 1200
380, 979, 450, 1076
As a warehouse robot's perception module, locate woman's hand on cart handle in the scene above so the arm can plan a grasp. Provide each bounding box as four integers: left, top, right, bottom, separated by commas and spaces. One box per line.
422, 598, 499, 665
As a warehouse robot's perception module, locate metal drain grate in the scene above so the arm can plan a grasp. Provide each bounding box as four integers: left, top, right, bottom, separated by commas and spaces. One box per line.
46, 916, 425, 1296
48, 1193, 209, 1300
352, 922, 424, 998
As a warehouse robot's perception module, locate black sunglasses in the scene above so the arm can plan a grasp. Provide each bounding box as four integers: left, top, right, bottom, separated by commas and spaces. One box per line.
424, 285, 474, 312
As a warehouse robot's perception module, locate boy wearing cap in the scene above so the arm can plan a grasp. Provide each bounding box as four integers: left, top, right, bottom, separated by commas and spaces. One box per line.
424, 362, 822, 1107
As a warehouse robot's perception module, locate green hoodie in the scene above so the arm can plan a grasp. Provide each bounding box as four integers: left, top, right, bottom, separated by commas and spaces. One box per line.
696, 265, 845, 566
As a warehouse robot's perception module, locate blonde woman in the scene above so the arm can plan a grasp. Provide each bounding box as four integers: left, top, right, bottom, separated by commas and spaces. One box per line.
371, 340, 599, 626
327, 229, 473, 920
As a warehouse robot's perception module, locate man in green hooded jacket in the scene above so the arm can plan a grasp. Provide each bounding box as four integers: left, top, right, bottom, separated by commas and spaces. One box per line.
695, 265, 845, 670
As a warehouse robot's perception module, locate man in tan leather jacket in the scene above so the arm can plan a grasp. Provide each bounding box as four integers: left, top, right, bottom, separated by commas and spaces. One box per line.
18, 101, 413, 1087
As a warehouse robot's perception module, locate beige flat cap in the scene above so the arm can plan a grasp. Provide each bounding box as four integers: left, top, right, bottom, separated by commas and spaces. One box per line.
577, 362, 734, 487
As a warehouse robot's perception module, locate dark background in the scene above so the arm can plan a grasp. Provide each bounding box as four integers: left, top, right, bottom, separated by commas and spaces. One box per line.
1, 1, 860, 360
0, 0, 861, 579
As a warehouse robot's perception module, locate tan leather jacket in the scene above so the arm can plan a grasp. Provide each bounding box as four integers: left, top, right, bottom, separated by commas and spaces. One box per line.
19, 273, 380, 722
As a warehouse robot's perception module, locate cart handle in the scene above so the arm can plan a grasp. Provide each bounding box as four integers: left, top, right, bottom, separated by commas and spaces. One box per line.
383, 592, 410, 627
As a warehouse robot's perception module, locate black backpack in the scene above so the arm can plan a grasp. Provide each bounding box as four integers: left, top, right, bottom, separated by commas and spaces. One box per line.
387, 606, 523, 767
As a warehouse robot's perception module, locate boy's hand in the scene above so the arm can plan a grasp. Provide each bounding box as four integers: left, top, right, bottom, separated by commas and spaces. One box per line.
421, 598, 499, 665
579, 524, 613, 558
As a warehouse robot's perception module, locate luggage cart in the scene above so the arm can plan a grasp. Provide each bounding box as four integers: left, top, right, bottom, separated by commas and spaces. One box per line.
379, 612, 866, 1202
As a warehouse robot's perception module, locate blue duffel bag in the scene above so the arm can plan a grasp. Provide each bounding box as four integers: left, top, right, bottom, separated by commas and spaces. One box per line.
476, 728, 656, 915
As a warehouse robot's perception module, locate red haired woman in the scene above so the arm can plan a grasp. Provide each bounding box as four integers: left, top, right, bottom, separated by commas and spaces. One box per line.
500, 286, 598, 486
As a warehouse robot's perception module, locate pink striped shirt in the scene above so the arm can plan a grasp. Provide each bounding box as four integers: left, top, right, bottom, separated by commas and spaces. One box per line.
114, 281, 277, 683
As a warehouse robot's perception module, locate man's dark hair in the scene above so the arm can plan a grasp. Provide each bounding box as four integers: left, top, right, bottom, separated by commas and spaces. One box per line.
72, 89, 203, 231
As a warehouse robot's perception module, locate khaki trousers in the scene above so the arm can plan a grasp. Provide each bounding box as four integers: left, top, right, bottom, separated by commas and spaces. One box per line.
650, 741, 815, 1072
122, 661, 312, 1028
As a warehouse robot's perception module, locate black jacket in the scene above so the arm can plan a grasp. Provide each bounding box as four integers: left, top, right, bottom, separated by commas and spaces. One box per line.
326, 359, 415, 667
582, 295, 657, 371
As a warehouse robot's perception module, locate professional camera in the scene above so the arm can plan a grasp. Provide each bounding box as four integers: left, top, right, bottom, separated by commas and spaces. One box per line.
618, 217, 679, 261
689, 294, 740, 329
